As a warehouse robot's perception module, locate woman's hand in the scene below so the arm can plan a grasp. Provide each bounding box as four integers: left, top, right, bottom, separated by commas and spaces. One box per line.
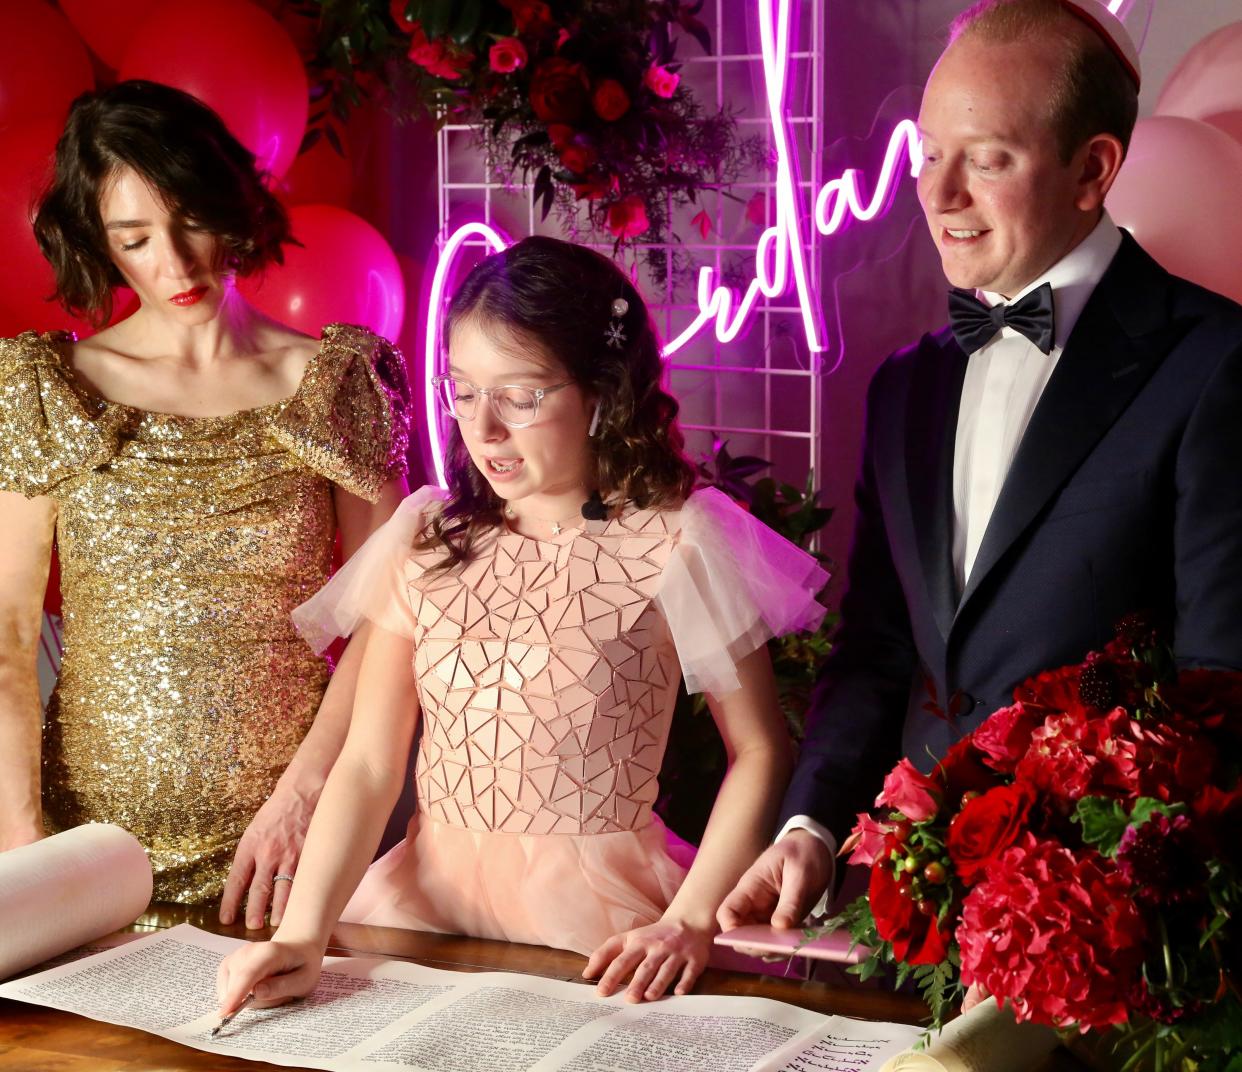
216, 937, 324, 1018
219, 779, 320, 929
583, 917, 714, 1002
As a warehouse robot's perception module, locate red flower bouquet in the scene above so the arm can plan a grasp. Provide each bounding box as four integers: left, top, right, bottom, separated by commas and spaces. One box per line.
380, 0, 766, 263
829, 618, 1242, 1069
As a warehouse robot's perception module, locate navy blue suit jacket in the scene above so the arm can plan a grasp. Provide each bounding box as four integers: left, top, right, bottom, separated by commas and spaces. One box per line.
783, 233, 1242, 843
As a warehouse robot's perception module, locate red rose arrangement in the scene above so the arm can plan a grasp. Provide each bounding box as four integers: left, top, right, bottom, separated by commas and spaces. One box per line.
827, 617, 1242, 1069
369, 0, 766, 260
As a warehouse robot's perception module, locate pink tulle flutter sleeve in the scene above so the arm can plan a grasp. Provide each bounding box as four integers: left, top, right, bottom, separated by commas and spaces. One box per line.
656, 487, 829, 697
291, 484, 449, 654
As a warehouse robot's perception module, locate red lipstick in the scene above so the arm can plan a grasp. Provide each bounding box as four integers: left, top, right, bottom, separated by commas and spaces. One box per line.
170, 286, 208, 307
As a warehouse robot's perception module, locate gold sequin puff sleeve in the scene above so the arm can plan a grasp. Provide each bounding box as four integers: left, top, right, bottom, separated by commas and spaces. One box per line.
0, 332, 126, 499
267, 323, 412, 502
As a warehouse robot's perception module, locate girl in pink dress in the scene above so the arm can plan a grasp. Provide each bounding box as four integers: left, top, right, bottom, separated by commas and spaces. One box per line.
218, 237, 827, 1009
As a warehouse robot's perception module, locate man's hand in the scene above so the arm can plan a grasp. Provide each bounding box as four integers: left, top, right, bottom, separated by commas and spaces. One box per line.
716, 829, 834, 931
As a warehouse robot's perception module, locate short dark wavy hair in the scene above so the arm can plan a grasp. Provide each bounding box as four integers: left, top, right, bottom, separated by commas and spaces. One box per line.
421, 235, 697, 570
34, 80, 292, 326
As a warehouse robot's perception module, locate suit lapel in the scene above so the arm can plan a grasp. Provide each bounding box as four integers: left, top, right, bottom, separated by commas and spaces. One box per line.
907, 329, 968, 639
957, 234, 1186, 614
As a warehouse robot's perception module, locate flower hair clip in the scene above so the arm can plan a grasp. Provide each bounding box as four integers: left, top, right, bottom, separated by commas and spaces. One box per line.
604, 298, 628, 349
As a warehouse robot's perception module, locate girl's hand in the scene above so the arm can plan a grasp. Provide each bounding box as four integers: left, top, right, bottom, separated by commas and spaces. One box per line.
215, 937, 324, 1018
583, 917, 713, 1002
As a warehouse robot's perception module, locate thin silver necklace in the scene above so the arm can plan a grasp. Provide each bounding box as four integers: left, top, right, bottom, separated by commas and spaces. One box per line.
503, 503, 582, 536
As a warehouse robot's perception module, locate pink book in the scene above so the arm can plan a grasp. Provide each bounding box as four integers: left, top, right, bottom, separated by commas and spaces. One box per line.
714, 925, 869, 964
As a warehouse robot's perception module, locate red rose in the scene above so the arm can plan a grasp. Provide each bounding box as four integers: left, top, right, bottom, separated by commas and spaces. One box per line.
971, 701, 1043, 774
605, 194, 649, 238
529, 58, 590, 122
500, 0, 553, 35
488, 37, 528, 74
643, 63, 680, 98
875, 757, 942, 822
958, 834, 1145, 1031
946, 782, 1034, 885
592, 79, 631, 121
868, 864, 951, 965
558, 141, 597, 175
408, 26, 472, 80
570, 173, 619, 201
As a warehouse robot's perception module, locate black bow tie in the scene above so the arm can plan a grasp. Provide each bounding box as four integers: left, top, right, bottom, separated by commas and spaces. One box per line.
948, 282, 1055, 355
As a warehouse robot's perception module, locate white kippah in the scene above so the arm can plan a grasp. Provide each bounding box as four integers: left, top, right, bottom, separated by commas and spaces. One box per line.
1059, 0, 1141, 88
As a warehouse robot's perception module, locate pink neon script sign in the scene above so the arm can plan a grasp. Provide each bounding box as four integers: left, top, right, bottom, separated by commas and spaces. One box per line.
425, 0, 919, 475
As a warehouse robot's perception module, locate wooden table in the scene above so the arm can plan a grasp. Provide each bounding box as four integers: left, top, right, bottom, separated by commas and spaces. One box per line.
0, 903, 1087, 1071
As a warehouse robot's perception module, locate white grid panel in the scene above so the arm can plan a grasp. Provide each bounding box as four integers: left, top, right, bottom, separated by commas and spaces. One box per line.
436, 0, 824, 487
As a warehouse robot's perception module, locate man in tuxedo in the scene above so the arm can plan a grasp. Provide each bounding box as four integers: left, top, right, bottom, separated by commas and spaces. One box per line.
720, 0, 1242, 931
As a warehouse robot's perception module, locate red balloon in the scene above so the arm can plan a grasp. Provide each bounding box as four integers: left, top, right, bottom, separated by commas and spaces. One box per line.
119, 0, 307, 179
0, 115, 143, 333
58, 0, 160, 70
0, 117, 68, 324
0, 0, 94, 131
239, 204, 405, 340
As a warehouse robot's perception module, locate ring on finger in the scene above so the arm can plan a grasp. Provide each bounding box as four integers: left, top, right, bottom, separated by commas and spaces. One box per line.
273, 874, 295, 883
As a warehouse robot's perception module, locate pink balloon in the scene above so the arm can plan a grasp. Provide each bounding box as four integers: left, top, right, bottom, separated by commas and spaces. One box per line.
0, 0, 93, 131
1107, 115, 1242, 305
119, 0, 307, 179
1156, 22, 1242, 145
59, 0, 159, 70
239, 205, 405, 340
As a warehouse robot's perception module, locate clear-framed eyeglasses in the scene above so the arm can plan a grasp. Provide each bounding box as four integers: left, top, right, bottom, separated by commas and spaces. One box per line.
430, 374, 575, 430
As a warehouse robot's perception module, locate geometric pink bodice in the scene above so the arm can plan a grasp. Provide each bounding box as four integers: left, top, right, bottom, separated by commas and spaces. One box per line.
407, 507, 682, 835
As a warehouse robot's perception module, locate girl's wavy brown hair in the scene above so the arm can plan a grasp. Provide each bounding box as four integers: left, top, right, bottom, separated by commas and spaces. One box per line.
420, 235, 697, 570
34, 80, 291, 327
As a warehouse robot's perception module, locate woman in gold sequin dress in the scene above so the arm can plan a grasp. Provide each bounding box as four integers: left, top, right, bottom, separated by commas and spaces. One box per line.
218, 237, 828, 1012
0, 83, 410, 918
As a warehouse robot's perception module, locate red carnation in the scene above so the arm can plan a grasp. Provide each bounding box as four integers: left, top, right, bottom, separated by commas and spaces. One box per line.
529, 58, 590, 122
947, 782, 1034, 886
489, 37, 528, 74
605, 194, 649, 238
959, 834, 1146, 1031
592, 79, 631, 121
868, 864, 952, 965
875, 757, 942, 822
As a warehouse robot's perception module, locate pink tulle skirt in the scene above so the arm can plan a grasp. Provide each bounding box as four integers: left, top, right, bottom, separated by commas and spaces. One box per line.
341, 815, 694, 956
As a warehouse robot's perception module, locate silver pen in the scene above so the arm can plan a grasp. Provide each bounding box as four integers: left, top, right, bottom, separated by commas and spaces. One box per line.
210, 992, 254, 1039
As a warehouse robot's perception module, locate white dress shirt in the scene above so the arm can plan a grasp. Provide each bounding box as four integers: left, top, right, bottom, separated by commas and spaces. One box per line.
775, 215, 1125, 911
952, 213, 1123, 589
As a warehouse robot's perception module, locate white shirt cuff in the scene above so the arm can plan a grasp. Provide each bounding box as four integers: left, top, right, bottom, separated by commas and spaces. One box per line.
776, 815, 837, 921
